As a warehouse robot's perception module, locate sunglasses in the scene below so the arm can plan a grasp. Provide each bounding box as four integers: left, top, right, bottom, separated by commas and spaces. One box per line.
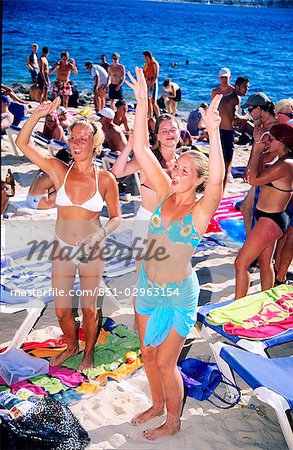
278, 112, 293, 119
248, 106, 258, 113
259, 131, 276, 144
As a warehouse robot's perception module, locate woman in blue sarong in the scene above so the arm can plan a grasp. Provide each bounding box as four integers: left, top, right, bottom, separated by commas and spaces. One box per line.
126, 68, 224, 440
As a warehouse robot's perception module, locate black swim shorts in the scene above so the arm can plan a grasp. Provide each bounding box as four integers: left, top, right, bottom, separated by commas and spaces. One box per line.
220, 129, 234, 164
108, 83, 123, 100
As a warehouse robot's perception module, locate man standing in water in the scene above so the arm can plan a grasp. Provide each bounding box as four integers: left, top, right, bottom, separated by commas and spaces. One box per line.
37, 46, 50, 103
212, 67, 234, 99
107, 53, 125, 110
216, 76, 250, 188
50, 52, 78, 108
143, 50, 160, 119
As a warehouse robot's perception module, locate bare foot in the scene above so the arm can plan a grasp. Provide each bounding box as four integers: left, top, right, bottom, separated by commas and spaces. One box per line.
142, 419, 181, 440
79, 351, 94, 372
50, 346, 78, 366
131, 405, 165, 426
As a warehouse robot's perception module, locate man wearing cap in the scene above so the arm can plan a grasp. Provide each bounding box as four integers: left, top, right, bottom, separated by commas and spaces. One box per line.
240, 92, 279, 234
50, 51, 78, 109
85, 62, 108, 113
107, 53, 125, 110
1, 95, 14, 131
211, 67, 234, 99
97, 107, 127, 153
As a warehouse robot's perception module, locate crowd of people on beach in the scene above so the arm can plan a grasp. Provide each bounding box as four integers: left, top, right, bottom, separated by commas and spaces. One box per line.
2, 42, 293, 441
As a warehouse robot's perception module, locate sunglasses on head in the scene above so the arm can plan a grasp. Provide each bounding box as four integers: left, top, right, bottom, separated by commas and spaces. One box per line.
279, 112, 293, 119
248, 106, 258, 113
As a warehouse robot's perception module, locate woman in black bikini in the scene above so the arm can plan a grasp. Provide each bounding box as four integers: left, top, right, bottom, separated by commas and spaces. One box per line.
235, 123, 293, 299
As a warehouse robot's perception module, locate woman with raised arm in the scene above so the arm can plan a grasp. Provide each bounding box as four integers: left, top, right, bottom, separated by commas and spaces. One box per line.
16, 97, 121, 371
126, 68, 224, 440
235, 124, 293, 298
112, 112, 181, 266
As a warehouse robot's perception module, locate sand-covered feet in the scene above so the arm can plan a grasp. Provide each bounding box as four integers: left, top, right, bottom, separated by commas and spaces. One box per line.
131, 405, 165, 425
142, 414, 181, 440
50, 346, 78, 366
79, 351, 94, 373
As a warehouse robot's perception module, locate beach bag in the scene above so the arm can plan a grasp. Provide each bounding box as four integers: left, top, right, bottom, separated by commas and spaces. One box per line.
178, 358, 241, 409
187, 109, 201, 136
1, 396, 90, 449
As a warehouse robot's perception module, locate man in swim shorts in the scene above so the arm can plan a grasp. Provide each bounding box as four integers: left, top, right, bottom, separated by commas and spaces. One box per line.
217, 76, 250, 188
37, 46, 50, 103
50, 52, 78, 109
107, 53, 125, 110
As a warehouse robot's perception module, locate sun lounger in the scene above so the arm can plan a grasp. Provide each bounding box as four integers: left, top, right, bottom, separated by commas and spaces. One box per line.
210, 342, 293, 450
5, 125, 68, 157
8, 102, 28, 127
197, 285, 293, 357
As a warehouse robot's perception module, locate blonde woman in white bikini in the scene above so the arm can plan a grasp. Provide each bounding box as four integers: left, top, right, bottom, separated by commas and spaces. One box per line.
16, 97, 121, 371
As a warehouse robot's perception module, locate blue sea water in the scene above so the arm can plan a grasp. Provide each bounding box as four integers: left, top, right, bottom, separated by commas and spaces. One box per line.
2, 0, 293, 111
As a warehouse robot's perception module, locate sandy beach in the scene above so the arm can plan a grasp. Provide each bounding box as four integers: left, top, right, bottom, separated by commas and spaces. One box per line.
1, 104, 290, 450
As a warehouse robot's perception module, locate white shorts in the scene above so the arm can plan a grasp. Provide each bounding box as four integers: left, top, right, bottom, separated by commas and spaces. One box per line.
132, 205, 152, 259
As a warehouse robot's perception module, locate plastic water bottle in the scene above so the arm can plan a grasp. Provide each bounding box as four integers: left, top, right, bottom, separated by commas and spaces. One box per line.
0, 391, 34, 418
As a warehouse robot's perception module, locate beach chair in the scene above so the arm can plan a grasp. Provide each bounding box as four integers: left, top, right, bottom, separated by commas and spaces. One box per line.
210, 342, 293, 450
197, 285, 293, 357
101, 149, 141, 195
8, 102, 28, 127
5, 125, 68, 157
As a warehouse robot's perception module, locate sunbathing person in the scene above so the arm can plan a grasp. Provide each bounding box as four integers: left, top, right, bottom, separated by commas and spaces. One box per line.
36, 113, 67, 142
113, 100, 130, 134
1, 84, 28, 105
112, 112, 181, 266
57, 106, 75, 133
16, 97, 121, 371
26, 148, 72, 209
126, 68, 224, 440
235, 124, 293, 299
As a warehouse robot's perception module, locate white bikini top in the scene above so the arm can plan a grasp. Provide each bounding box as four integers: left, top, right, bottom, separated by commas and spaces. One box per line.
55, 163, 104, 212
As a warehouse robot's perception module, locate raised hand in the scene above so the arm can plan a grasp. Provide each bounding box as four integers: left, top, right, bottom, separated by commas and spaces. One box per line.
125, 67, 148, 103
33, 97, 61, 119
199, 94, 222, 131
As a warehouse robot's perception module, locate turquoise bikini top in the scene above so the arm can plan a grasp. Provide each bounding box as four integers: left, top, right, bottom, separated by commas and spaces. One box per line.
149, 194, 201, 248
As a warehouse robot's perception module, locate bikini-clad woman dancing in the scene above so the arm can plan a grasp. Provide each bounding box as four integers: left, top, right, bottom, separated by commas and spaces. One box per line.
126, 68, 224, 440
16, 97, 121, 371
